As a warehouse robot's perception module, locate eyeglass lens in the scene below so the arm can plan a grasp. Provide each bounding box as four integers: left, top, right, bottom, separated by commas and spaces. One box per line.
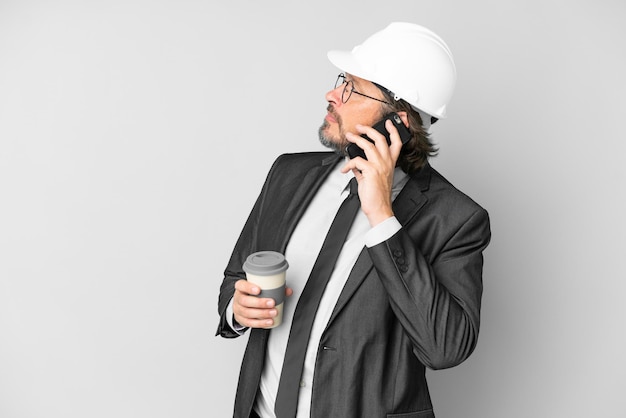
334, 73, 352, 103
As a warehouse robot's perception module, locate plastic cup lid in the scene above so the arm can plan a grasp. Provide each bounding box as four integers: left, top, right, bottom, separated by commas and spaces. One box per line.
243, 251, 289, 276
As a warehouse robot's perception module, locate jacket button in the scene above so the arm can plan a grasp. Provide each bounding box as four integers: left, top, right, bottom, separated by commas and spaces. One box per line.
400, 265, 409, 273
396, 257, 405, 265
393, 250, 403, 257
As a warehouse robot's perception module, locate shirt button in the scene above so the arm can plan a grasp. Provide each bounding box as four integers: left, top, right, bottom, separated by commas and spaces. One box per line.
300, 381, 306, 388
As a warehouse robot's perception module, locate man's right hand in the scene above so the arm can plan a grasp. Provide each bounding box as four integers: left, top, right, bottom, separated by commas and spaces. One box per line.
233, 279, 292, 329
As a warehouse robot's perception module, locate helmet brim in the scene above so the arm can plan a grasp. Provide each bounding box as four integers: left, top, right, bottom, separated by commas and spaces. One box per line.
327, 50, 375, 86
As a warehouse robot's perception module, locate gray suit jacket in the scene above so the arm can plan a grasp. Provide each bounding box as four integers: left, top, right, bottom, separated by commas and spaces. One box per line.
216, 152, 491, 418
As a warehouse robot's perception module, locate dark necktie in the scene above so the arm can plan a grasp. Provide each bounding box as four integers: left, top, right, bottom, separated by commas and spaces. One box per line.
275, 177, 360, 418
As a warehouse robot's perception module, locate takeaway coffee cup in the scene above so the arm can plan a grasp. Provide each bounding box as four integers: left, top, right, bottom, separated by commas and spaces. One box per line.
243, 251, 289, 328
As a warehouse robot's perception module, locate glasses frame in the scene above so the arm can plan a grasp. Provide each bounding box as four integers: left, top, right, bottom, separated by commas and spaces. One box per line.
334, 73, 392, 105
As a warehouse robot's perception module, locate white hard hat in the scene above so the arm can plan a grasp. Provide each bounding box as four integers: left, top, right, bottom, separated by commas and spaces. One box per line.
327, 22, 456, 119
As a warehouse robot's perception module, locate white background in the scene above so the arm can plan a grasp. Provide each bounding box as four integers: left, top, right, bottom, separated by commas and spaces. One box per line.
1, 1, 625, 417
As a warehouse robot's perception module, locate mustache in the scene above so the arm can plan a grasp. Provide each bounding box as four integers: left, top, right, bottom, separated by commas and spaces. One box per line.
327, 105, 341, 124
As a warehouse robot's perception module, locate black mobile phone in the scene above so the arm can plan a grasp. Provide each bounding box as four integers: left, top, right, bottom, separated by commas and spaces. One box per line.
345, 112, 412, 160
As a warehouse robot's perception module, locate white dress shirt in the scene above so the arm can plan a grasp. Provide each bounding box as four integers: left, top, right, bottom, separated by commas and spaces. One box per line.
228, 158, 408, 418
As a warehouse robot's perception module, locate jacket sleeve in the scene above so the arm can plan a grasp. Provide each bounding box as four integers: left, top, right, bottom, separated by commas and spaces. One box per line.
367, 206, 491, 369
215, 157, 283, 338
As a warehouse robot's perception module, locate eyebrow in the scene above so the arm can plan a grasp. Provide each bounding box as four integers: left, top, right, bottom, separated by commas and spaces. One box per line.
345, 73, 360, 87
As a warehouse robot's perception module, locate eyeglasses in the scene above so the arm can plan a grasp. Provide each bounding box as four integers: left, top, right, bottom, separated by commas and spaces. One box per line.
334, 73, 392, 105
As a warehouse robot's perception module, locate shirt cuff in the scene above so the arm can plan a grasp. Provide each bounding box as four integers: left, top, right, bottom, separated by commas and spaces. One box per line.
364, 216, 402, 248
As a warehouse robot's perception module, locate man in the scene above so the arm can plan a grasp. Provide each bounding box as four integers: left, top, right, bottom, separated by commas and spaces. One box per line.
216, 22, 491, 418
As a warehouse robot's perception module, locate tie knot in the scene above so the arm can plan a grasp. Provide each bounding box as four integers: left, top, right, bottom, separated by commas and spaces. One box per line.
348, 177, 358, 196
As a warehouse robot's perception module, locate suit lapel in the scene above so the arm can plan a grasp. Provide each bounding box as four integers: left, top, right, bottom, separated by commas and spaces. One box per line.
326, 164, 432, 324
276, 155, 342, 253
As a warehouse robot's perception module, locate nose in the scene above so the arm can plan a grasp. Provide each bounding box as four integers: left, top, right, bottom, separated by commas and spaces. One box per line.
326, 84, 343, 106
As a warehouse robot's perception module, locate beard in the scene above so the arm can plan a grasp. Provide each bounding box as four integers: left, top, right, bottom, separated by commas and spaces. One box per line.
318, 107, 348, 156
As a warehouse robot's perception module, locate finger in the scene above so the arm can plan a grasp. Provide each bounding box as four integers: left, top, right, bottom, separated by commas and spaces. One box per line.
345, 131, 379, 164
234, 307, 277, 329
353, 124, 392, 161
234, 303, 277, 318
233, 293, 278, 329
346, 130, 378, 151
237, 286, 293, 328
385, 119, 403, 158
234, 278, 260, 296
235, 289, 275, 309
354, 123, 384, 140
234, 278, 276, 316
340, 152, 366, 174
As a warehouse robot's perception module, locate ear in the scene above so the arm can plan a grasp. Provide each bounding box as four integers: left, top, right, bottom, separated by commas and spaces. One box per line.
395, 111, 410, 128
